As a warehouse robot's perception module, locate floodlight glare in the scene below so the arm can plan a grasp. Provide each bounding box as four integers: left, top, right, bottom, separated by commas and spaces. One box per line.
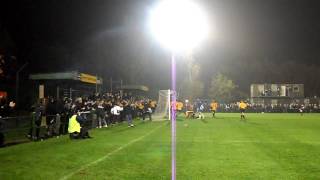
148, 0, 209, 52
148, 1, 209, 180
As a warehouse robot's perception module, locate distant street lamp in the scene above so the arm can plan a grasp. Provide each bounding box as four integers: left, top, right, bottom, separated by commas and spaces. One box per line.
148, 0, 209, 179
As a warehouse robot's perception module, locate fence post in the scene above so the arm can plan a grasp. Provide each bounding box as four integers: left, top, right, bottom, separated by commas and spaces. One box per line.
69, 88, 72, 99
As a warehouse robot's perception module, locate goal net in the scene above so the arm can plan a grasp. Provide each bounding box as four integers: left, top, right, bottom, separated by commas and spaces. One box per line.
153, 90, 171, 121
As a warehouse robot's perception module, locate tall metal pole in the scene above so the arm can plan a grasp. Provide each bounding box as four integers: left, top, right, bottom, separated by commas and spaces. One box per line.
110, 77, 113, 93
56, 86, 60, 100
168, 89, 171, 121
95, 74, 98, 94
171, 54, 176, 180
15, 62, 28, 108
69, 88, 72, 99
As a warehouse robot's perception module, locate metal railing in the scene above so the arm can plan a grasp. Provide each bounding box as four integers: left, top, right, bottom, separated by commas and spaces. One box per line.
0, 113, 97, 146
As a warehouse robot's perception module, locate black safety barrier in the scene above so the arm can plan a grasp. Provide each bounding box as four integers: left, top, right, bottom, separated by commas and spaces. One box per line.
0, 113, 97, 147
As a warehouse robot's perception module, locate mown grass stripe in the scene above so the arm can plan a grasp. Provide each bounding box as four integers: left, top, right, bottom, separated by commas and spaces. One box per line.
60, 122, 166, 180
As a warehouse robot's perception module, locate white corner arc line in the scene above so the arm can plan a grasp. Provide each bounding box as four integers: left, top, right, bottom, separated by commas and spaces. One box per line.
60, 123, 165, 180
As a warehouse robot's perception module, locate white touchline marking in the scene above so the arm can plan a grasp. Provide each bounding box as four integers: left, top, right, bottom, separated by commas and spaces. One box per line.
60, 123, 166, 180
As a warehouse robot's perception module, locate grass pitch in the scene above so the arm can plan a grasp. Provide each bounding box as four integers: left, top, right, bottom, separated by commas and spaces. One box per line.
1, 113, 320, 179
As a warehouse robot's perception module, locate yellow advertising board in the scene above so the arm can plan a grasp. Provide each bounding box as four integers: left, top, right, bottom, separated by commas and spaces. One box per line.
80, 73, 97, 84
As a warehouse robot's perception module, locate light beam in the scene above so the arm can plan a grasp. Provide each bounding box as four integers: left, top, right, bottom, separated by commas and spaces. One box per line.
148, 1, 209, 179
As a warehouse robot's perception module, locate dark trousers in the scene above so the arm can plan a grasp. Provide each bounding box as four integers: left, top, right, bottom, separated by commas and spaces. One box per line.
35, 120, 41, 138
60, 114, 68, 134
142, 112, 152, 121
113, 115, 120, 123
80, 126, 90, 138
70, 127, 90, 139
0, 132, 4, 147
46, 116, 56, 137
28, 120, 41, 139
105, 114, 112, 125
97, 110, 107, 126
126, 114, 133, 125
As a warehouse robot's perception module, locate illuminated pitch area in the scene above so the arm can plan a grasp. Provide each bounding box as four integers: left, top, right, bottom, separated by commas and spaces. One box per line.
1, 113, 320, 179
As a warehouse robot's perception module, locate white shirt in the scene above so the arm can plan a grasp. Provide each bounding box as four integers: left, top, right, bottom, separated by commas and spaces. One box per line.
9, 101, 16, 108
111, 106, 123, 115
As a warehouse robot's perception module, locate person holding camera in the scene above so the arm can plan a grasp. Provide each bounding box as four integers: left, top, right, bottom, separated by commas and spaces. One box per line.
68, 109, 92, 139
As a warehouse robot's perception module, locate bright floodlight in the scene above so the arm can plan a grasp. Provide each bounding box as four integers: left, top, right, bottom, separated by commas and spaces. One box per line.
148, 0, 209, 52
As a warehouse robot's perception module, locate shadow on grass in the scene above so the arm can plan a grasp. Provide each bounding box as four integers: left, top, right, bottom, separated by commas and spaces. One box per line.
3, 139, 30, 148
200, 119, 208, 123
213, 117, 225, 119
246, 121, 265, 126
110, 127, 132, 133
176, 118, 184, 122
110, 122, 144, 133
237, 120, 265, 126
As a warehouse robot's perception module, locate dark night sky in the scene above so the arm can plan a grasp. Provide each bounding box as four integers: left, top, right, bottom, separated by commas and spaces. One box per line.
1, 0, 320, 95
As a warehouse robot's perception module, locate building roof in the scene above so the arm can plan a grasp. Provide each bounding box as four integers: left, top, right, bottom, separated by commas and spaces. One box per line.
120, 85, 149, 92
29, 71, 103, 85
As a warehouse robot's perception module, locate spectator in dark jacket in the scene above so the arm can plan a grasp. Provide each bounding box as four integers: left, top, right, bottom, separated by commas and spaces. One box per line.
0, 97, 8, 117
28, 99, 44, 140
123, 101, 134, 127
55, 99, 64, 136
142, 101, 152, 121
46, 98, 57, 137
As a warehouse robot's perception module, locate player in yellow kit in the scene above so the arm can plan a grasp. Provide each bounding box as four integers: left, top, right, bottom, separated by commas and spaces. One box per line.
150, 100, 157, 113
171, 101, 183, 117
176, 101, 183, 113
239, 100, 247, 121
210, 100, 218, 118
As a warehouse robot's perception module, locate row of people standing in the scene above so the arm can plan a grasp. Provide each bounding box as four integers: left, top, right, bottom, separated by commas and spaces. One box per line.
27, 98, 66, 140
27, 96, 156, 141
95, 99, 154, 128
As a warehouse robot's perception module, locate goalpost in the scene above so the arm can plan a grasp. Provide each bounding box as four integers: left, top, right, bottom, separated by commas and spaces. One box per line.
153, 90, 171, 121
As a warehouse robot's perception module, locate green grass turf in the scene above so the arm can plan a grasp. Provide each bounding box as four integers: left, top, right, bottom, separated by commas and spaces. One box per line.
1, 113, 320, 179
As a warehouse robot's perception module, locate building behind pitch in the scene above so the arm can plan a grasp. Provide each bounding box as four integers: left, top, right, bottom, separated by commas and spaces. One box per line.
250, 84, 304, 105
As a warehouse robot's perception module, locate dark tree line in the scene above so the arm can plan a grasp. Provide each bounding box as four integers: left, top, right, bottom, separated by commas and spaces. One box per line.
199, 56, 320, 98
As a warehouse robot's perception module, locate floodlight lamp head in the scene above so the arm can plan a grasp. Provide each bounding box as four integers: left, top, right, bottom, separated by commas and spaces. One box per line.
148, 0, 209, 53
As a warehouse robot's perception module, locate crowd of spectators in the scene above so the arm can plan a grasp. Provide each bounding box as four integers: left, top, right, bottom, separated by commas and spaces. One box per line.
25, 92, 156, 141
186, 100, 320, 113
215, 103, 320, 113
0, 96, 17, 146
0, 91, 157, 146
2, 94, 320, 146
0, 97, 16, 118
